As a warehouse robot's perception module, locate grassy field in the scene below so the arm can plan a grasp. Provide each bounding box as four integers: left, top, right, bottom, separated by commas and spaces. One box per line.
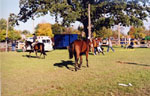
1, 47, 150, 96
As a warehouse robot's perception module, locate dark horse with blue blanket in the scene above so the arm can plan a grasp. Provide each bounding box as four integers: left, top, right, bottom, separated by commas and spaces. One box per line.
25, 41, 46, 58
68, 39, 90, 71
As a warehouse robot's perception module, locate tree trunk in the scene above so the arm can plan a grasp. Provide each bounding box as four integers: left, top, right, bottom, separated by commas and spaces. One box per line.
88, 4, 91, 39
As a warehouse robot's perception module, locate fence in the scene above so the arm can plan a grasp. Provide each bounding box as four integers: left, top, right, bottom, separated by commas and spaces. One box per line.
0, 43, 12, 52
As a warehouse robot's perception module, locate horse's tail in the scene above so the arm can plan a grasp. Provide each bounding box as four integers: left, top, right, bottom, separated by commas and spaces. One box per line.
68, 43, 74, 59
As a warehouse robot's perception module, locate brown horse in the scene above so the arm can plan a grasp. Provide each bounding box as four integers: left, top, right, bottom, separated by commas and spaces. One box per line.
68, 39, 90, 71
25, 41, 46, 58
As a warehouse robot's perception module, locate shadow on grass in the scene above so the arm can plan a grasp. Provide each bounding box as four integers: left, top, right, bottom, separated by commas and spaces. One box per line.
22, 55, 39, 58
89, 53, 94, 55
54, 60, 74, 71
117, 61, 150, 67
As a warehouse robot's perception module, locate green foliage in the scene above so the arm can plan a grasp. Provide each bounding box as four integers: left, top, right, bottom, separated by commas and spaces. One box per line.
51, 23, 64, 34
21, 30, 30, 35
35, 23, 54, 37
95, 27, 112, 38
0, 30, 6, 41
52, 23, 81, 35
9, 13, 19, 26
15, 0, 150, 37
128, 26, 146, 39
8, 30, 21, 40
0, 19, 7, 30
0, 18, 21, 41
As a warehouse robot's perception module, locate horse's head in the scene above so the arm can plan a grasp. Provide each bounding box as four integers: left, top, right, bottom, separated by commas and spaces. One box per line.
68, 43, 74, 59
25, 40, 32, 49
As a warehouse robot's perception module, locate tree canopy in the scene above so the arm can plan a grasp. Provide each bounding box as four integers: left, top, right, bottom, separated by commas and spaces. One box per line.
95, 27, 112, 38
0, 18, 21, 42
35, 23, 54, 37
15, 0, 150, 38
51, 23, 65, 34
128, 26, 147, 39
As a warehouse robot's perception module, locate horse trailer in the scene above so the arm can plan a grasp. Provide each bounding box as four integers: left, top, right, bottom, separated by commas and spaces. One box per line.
54, 34, 78, 49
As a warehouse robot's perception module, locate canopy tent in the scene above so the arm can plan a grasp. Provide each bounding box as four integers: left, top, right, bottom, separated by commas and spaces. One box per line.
145, 36, 150, 40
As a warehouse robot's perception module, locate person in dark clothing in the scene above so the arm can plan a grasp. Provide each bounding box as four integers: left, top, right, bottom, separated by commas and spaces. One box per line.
128, 39, 134, 49
33, 34, 37, 42
11, 41, 16, 51
32, 34, 38, 49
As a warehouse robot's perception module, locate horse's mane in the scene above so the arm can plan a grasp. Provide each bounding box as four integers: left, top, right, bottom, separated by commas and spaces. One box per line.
25, 41, 32, 44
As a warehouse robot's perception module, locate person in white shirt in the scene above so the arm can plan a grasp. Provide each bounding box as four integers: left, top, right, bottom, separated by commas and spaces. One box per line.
97, 39, 104, 55
107, 38, 114, 52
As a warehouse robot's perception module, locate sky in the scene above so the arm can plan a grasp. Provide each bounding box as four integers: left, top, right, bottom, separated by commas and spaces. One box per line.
0, 0, 58, 33
0, 0, 150, 34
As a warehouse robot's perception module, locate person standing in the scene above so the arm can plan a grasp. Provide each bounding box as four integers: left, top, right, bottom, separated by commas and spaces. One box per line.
107, 38, 114, 52
127, 39, 134, 49
11, 41, 16, 51
97, 39, 104, 55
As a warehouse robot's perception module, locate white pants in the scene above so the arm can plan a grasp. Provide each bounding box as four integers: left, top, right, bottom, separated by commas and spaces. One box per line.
97, 47, 102, 52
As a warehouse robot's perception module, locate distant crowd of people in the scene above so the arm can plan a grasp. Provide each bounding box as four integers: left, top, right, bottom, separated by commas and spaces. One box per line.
4, 33, 37, 52
89, 37, 115, 56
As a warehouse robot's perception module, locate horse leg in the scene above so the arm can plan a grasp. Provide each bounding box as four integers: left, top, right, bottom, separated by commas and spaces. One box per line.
40, 52, 42, 58
102, 51, 105, 55
29, 51, 31, 57
35, 50, 38, 58
86, 51, 89, 67
78, 55, 82, 68
41, 45, 46, 59
40, 51, 45, 59
74, 52, 80, 71
74, 57, 79, 71
43, 54, 45, 59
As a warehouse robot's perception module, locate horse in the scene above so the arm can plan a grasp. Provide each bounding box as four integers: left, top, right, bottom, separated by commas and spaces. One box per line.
68, 39, 90, 71
25, 41, 46, 58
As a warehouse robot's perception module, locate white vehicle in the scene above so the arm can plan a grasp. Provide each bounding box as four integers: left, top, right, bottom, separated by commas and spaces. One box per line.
26, 36, 53, 51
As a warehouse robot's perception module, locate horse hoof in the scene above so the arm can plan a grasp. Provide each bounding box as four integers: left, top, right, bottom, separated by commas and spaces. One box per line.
78, 65, 81, 68
75, 68, 77, 71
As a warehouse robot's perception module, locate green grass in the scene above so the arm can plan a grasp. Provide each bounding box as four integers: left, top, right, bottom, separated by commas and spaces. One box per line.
1, 47, 150, 96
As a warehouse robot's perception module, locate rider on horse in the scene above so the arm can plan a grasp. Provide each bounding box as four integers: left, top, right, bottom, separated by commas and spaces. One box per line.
32, 33, 38, 49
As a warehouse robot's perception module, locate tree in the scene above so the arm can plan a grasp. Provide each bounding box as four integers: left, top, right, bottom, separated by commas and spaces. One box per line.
144, 30, 150, 36
128, 26, 146, 39
0, 18, 21, 41
0, 18, 13, 31
112, 30, 118, 39
35, 23, 54, 37
0, 19, 7, 30
21, 30, 30, 35
15, 0, 150, 38
51, 23, 64, 34
8, 30, 21, 41
0, 30, 6, 41
95, 27, 112, 38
